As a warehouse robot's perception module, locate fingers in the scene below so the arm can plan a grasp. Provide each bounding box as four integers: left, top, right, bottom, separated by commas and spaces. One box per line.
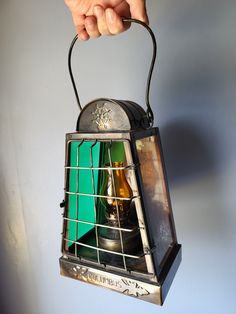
71, 12, 89, 40
85, 16, 100, 38
65, 1, 148, 41
93, 5, 110, 36
93, 6, 124, 36
82, 6, 124, 39
105, 8, 124, 35
127, 0, 149, 24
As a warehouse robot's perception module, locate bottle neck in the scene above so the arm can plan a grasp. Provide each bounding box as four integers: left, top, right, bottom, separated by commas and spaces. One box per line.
106, 161, 125, 176
113, 161, 125, 178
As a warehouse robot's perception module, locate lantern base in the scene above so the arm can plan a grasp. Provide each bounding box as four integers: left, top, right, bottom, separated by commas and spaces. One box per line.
60, 244, 181, 305
98, 223, 141, 253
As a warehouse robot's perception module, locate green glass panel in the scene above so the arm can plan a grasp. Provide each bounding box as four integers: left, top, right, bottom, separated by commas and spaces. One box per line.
102, 142, 125, 165
68, 141, 101, 244
66, 140, 126, 254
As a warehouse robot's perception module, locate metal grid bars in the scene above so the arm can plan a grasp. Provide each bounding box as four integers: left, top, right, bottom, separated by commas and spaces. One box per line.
107, 142, 127, 270
62, 138, 155, 276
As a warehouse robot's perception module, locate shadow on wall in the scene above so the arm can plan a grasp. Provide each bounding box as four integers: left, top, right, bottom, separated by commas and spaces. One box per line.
159, 120, 231, 241
161, 120, 217, 185
0, 171, 32, 314
0, 216, 30, 314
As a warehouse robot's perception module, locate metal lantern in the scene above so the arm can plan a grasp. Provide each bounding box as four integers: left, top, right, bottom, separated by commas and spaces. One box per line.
60, 19, 181, 305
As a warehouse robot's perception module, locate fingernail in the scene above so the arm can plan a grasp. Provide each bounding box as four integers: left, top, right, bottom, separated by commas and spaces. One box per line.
78, 32, 89, 41
94, 5, 103, 17
106, 9, 115, 23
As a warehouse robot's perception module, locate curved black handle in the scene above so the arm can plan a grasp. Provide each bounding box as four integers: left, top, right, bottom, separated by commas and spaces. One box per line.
68, 18, 157, 126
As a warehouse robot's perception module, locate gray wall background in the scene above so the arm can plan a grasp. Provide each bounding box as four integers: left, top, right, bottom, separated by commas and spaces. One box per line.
1, 0, 236, 313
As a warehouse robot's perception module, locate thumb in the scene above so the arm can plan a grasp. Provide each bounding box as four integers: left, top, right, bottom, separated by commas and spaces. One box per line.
127, 0, 149, 24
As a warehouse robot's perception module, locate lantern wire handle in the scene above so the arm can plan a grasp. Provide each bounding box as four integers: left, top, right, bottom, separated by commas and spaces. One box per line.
68, 18, 157, 126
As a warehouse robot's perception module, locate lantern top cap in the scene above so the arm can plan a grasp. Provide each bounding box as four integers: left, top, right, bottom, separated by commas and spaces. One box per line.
76, 98, 150, 132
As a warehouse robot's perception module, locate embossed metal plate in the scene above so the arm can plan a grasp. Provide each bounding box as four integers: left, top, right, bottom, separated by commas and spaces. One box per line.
60, 244, 181, 305
60, 257, 161, 304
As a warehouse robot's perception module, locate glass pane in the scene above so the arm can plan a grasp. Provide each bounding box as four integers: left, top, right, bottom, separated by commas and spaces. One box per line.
66, 141, 101, 247
136, 135, 175, 268
63, 139, 148, 273
65, 141, 128, 255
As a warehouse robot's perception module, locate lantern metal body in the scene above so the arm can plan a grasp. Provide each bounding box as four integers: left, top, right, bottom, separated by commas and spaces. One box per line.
60, 19, 181, 305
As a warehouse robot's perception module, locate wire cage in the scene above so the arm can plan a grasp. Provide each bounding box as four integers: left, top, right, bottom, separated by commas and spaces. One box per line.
60, 129, 181, 304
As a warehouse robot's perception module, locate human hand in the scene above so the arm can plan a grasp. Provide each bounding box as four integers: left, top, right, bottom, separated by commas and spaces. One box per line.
65, 0, 148, 40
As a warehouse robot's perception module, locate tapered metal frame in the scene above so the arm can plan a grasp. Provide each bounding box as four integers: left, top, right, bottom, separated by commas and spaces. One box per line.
60, 127, 181, 305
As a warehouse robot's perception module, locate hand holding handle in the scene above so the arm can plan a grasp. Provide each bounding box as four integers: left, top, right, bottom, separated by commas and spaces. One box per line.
68, 18, 157, 126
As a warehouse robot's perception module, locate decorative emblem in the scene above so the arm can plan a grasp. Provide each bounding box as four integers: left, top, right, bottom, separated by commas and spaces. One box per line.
70, 265, 88, 280
91, 103, 112, 129
121, 279, 150, 297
